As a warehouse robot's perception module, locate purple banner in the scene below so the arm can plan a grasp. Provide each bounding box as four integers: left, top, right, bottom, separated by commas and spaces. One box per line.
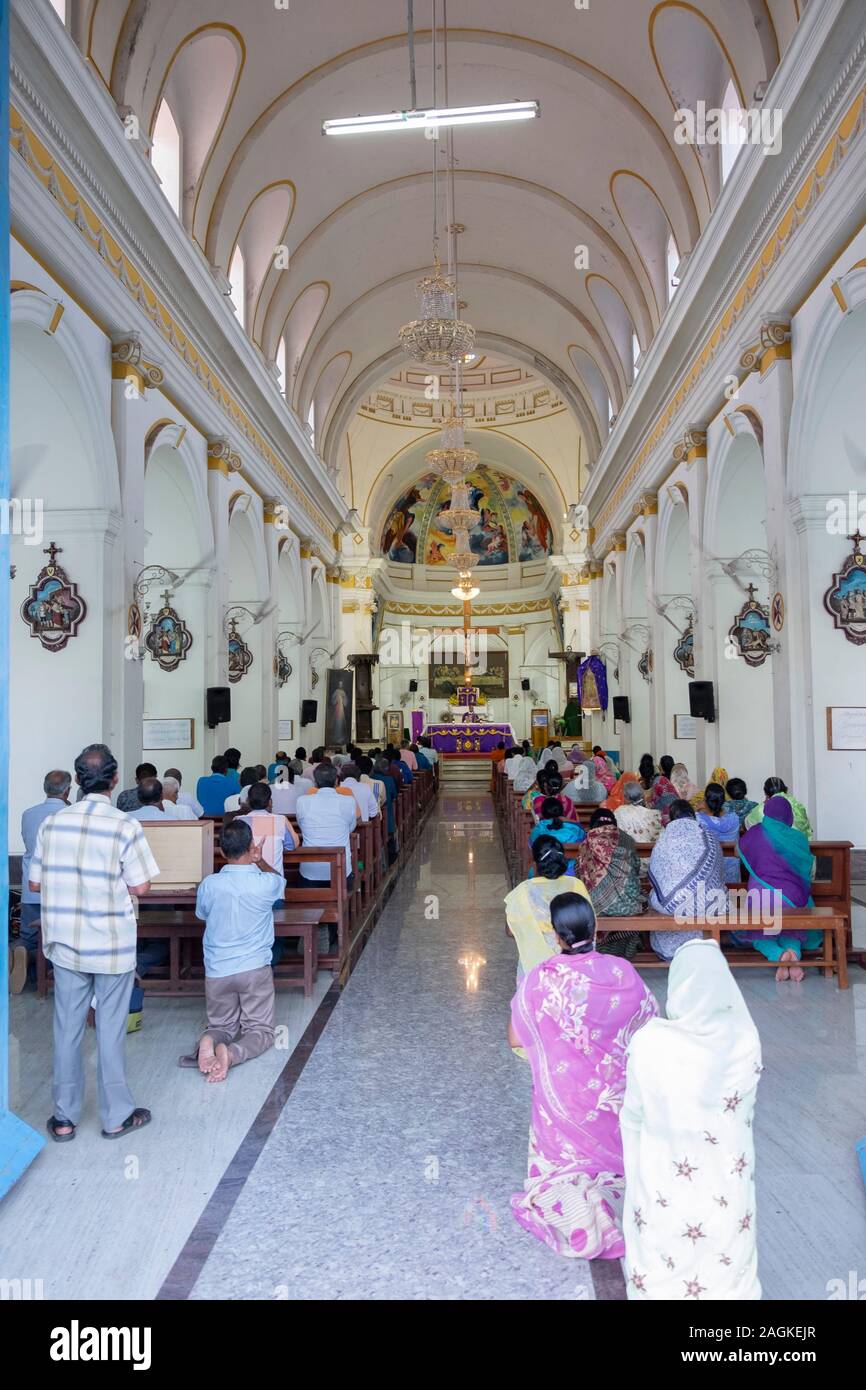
411, 710, 424, 742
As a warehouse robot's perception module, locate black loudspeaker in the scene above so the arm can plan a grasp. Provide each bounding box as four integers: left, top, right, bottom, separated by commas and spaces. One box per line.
612, 695, 630, 723
689, 680, 716, 723
521, 678, 531, 691
408, 679, 418, 692
206, 686, 230, 728
301, 699, 317, 727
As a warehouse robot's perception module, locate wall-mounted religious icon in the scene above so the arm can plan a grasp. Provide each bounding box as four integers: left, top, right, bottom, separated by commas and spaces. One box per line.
144, 591, 193, 672
771, 592, 785, 632
274, 646, 292, 687
638, 647, 654, 683
577, 654, 608, 712
728, 584, 773, 667
823, 532, 866, 646
673, 622, 695, 677
227, 616, 253, 683
20, 542, 87, 652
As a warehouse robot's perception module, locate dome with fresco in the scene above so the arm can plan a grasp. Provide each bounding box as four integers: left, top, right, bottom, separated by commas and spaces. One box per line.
380, 465, 554, 567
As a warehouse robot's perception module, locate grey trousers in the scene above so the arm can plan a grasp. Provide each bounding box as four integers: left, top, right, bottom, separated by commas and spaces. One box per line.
199, 965, 275, 1067
52, 964, 136, 1133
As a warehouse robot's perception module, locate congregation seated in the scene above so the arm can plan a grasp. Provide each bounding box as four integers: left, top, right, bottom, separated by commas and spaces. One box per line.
14, 770, 72, 975
129, 777, 174, 821
743, 775, 813, 837
417, 736, 438, 766
696, 782, 742, 882
295, 763, 357, 888
563, 757, 607, 804
399, 739, 418, 772
270, 760, 313, 815
723, 775, 758, 828
197, 756, 238, 817
614, 780, 662, 845
576, 807, 644, 961
163, 767, 202, 819
731, 795, 820, 981
237, 781, 298, 872
507, 892, 658, 1260
357, 755, 387, 813
524, 768, 578, 822
223, 765, 262, 816
339, 762, 380, 821
543, 741, 569, 771
116, 762, 156, 813
504, 836, 591, 978
160, 776, 197, 820
690, 764, 728, 812
592, 748, 616, 792
602, 770, 640, 811
294, 747, 316, 779
648, 755, 678, 816
646, 799, 725, 961
637, 753, 657, 799
530, 796, 585, 848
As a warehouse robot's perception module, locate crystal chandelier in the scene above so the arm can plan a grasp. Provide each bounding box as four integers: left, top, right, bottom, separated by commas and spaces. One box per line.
425, 413, 478, 481
398, 255, 476, 365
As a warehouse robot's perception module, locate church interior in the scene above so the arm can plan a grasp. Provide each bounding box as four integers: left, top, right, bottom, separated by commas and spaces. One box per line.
2, 0, 866, 1320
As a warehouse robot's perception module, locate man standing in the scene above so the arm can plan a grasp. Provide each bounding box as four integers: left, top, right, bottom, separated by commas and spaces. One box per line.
28, 744, 158, 1140
19, 770, 71, 951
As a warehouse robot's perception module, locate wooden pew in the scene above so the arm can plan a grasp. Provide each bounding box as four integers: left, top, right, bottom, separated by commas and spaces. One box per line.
36, 904, 325, 998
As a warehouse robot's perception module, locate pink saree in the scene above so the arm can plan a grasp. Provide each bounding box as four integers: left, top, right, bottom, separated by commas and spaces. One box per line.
511, 951, 658, 1258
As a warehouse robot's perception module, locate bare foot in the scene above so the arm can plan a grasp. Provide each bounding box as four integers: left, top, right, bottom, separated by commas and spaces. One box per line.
206, 1042, 231, 1083
775, 948, 798, 983
198, 1035, 216, 1076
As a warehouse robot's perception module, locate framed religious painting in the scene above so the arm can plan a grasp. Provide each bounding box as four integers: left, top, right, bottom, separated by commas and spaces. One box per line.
227, 617, 253, 683
383, 709, 403, 743
673, 622, 695, 677
637, 647, 653, 683
19, 542, 87, 652
823, 532, 866, 645
324, 668, 354, 746
144, 593, 193, 673
727, 585, 773, 667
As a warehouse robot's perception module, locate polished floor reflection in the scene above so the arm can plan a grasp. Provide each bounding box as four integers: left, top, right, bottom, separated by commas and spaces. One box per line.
4, 790, 865, 1301
188, 790, 866, 1301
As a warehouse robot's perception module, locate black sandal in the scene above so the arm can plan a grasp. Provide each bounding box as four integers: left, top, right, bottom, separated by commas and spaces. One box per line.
47, 1115, 76, 1142
101, 1107, 152, 1139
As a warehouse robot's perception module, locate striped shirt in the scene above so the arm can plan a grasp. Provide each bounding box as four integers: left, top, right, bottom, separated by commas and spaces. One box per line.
29, 795, 159, 974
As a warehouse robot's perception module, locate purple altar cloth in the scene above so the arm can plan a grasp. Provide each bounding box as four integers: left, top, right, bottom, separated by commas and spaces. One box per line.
424, 723, 515, 753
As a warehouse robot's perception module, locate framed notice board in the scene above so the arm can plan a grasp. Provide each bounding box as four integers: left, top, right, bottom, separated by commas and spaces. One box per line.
143, 718, 194, 750
826, 707, 866, 750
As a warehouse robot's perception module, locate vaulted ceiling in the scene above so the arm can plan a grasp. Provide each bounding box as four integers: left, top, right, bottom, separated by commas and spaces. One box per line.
80, 0, 798, 478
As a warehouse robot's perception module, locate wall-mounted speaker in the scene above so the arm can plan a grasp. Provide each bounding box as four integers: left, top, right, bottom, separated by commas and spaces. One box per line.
688, 680, 715, 723
206, 686, 230, 728
612, 695, 631, 723
408, 679, 418, 693
301, 698, 318, 726
521, 678, 531, 691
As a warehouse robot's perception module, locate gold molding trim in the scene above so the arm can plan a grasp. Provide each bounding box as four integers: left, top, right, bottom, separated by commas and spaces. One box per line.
9, 105, 333, 541
592, 80, 866, 539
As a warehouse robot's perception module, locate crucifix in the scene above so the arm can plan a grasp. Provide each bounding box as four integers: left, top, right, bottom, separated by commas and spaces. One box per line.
744, 582, 759, 605
44, 542, 62, 568
849, 530, 864, 553
160, 589, 174, 610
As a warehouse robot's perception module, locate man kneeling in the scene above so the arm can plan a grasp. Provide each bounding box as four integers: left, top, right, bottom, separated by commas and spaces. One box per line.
189, 820, 285, 1083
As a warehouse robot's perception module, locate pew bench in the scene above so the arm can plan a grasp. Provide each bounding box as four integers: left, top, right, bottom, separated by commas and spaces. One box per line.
35, 904, 325, 998
593, 905, 848, 988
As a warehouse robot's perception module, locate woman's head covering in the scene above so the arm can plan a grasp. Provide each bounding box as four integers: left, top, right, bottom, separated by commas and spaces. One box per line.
670, 762, 698, 799
513, 756, 538, 794
647, 818, 724, 915
738, 795, 813, 909
602, 771, 640, 810
567, 745, 587, 765
593, 754, 616, 792
568, 763, 606, 803
710, 766, 729, 787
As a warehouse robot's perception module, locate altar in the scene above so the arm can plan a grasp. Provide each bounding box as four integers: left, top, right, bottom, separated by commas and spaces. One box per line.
424, 722, 516, 753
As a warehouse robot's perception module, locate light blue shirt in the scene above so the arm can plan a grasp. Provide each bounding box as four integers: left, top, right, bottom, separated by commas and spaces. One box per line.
21, 798, 67, 902
195, 865, 286, 979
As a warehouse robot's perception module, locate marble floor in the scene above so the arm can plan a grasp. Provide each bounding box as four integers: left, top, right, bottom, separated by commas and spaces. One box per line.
3, 970, 330, 1299
3, 788, 865, 1300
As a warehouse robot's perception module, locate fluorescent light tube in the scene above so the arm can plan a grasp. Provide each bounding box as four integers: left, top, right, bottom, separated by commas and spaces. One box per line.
323, 100, 539, 136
